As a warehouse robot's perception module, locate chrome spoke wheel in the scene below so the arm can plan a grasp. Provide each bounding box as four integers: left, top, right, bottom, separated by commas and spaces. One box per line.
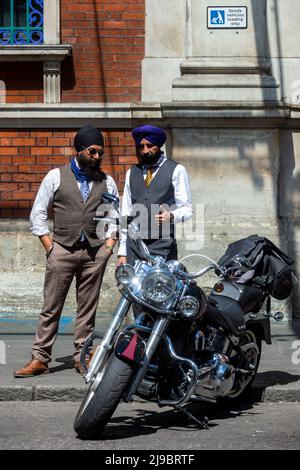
229, 329, 261, 398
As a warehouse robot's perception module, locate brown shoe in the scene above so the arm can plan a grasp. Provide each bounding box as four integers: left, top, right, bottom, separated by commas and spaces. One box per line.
74, 361, 85, 375
87, 350, 95, 368
75, 350, 95, 375
14, 358, 49, 378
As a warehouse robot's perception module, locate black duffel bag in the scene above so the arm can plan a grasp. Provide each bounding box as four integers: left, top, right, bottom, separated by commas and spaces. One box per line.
218, 235, 295, 300
268, 254, 294, 300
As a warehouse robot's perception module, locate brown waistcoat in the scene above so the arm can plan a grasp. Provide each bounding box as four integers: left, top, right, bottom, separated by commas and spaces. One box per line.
52, 165, 107, 247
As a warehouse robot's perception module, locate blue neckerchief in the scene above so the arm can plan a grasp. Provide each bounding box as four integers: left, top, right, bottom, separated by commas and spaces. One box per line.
70, 158, 89, 183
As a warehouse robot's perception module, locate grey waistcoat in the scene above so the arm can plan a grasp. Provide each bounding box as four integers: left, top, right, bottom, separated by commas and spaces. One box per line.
127, 159, 178, 258
52, 165, 107, 247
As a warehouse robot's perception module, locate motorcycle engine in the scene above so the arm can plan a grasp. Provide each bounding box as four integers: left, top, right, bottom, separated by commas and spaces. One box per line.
193, 326, 236, 399
204, 326, 226, 354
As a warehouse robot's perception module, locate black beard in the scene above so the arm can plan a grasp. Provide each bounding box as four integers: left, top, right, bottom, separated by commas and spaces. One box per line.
77, 153, 106, 181
140, 152, 162, 168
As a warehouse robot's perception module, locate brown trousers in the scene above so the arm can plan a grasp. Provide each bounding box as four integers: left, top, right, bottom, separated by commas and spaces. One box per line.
32, 241, 111, 364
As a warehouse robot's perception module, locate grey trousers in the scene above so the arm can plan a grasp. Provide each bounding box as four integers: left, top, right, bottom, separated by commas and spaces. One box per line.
32, 241, 111, 364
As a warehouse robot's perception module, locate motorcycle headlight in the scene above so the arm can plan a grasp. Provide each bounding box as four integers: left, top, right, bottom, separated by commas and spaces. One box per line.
115, 264, 136, 287
179, 285, 207, 319
178, 296, 200, 318
141, 269, 176, 304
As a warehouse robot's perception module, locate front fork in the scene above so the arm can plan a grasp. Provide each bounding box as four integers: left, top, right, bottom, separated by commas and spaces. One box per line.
84, 296, 132, 383
123, 315, 171, 402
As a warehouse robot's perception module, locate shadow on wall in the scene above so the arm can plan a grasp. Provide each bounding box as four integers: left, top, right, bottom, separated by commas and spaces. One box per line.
0, 62, 43, 95
265, 1, 299, 319
61, 54, 76, 92
250, 0, 299, 319
278, 130, 300, 317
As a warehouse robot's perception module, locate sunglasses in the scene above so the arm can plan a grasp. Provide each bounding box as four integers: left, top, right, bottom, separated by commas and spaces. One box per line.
82, 147, 105, 157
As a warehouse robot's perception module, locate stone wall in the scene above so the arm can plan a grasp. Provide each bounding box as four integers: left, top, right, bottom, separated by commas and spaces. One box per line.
0, 221, 121, 326
172, 126, 298, 317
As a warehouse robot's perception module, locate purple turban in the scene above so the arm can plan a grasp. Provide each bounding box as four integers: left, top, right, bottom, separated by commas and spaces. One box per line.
132, 125, 167, 148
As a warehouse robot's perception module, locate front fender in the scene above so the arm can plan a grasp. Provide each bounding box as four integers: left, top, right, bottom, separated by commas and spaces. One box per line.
115, 331, 146, 365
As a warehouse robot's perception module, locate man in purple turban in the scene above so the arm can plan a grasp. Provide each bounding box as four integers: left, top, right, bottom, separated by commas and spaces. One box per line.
132, 125, 166, 153
117, 124, 193, 266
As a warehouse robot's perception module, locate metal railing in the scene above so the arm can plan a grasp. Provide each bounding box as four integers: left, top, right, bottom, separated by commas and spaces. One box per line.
0, 0, 44, 44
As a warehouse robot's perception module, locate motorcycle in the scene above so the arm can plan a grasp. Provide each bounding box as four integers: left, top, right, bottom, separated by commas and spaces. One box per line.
74, 193, 284, 439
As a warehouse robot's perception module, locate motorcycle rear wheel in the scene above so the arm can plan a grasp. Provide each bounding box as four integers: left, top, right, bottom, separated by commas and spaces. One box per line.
227, 328, 261, 399
74, 354, 133, 439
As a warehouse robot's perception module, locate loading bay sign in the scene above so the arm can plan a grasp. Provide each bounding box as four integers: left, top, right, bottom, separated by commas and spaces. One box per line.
207, 6, 247, 29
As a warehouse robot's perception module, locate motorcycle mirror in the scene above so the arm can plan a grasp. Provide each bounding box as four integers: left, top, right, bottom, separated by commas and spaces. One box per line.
126, 219, 155, 263
232, 254, 251, 268
136, 239, 156, 262
273, 311, 284, 322
100, 193, 120, 211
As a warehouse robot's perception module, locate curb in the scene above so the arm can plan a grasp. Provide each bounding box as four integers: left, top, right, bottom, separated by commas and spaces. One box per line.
1, 385, 300, 402
261, 387, 300, 402
0, 385, 88, 402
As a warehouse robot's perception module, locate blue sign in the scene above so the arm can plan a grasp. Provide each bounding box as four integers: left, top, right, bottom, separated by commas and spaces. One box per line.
210, 10, 225, 25
207, 7, 247, 29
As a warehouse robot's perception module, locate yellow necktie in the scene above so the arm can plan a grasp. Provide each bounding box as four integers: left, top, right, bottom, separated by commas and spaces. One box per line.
145, 168, 153, 188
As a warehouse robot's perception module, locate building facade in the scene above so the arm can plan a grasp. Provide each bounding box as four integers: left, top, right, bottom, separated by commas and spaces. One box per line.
0, 0, 300, 320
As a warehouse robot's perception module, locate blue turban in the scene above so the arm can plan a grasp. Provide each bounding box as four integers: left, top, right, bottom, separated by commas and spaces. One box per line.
132, 125, 167, 148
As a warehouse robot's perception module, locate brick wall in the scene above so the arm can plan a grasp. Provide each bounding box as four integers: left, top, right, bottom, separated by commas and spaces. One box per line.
0, 1, 145, 104
0, 1, 144, 218
61, 0, 145, 103
0, 129, 138, 218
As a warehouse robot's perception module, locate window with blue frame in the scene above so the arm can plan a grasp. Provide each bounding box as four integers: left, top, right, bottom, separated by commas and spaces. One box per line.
0, 0, 44, 45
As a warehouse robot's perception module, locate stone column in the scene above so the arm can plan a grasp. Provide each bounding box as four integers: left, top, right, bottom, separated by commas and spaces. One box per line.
43, 61, 61, 104
142, 0, 186, 102
43, 0, 62, 103
0, 80, 5, 104
172, 0, 279, 102
44, 0, 60, 45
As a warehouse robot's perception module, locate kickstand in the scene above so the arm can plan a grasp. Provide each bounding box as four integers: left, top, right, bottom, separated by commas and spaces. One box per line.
176, 405, 209, 430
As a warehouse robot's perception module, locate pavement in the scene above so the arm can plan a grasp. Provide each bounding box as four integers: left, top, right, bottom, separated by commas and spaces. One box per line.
0, 320, 300, 402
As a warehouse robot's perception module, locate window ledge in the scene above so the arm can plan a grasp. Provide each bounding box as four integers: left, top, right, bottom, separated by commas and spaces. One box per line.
0, 44, 72, 62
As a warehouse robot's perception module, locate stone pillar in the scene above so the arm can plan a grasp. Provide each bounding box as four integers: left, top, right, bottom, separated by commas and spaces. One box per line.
43, 61, 61, 104
142, 0, 186, 102
278, 129, 300, 317
172, 0, 279, 102
44, 0, 60, 45
0, 80, 5, 104
43, 0, 62, 103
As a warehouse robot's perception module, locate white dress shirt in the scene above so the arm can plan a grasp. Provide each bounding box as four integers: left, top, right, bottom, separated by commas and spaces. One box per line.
30, 164, 119, 240
118, 156, 193, 257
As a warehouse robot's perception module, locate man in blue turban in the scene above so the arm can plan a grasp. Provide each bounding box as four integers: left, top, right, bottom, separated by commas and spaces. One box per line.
132, 125, 166, 150
131, 125, 166, 168
117, 124, 193, 267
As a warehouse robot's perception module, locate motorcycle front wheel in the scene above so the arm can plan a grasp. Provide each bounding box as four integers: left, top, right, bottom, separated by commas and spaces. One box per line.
74, 354, 133, 439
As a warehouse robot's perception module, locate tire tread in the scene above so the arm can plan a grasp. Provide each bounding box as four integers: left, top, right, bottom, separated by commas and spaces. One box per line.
74, 355, 133, 439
